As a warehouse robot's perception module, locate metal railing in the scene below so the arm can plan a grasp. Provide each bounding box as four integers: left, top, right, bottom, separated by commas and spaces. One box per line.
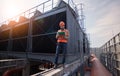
100, 32, 120, 76
0, 59, 27, 69
0, 0, 82, 28
0, 0, 58, 26
100, 53, 120, 76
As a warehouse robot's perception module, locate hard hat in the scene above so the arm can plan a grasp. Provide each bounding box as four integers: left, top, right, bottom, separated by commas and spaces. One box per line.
59, 21, 65, 26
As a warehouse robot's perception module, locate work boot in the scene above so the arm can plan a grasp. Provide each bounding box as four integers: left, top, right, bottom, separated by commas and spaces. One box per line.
53, 64, 57, 69
61, 64, 65, 68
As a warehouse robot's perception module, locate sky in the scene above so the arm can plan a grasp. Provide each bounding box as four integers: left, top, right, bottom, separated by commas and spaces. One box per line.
0, 0, 120, 47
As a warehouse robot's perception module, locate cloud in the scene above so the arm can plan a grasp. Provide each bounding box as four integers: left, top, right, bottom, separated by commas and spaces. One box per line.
93, 4, 120, 34
73, 0, 120, 47
85, 0, 120, 47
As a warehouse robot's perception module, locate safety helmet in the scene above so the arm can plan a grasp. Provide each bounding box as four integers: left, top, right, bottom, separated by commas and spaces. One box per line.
59, 21, 65, 26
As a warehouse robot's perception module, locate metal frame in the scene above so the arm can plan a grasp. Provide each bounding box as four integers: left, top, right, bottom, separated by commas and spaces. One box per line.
101, 32, 120, 76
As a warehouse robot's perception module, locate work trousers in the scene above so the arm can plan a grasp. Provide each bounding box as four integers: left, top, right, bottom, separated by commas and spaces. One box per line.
54, 42, 67, 65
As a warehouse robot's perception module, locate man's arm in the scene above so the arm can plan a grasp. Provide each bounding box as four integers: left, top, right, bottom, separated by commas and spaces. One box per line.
65, 30, 69, 39
56, 30, 59, 39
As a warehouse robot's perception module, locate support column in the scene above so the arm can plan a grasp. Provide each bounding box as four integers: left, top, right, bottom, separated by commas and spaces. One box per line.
22, 62, 30, 76
27, 18, 33, 53
7, 27, 13, 52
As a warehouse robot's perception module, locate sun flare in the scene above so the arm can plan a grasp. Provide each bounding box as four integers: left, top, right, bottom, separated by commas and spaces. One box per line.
3, 0, 20, 19
6, 5, 19, 18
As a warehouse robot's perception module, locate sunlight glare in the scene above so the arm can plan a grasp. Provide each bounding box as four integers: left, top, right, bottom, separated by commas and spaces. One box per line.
6, 5, 19, 18
4, 0, 20, 19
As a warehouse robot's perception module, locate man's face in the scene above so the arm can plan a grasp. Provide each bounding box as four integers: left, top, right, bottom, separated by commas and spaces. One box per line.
60, 25, 65, 29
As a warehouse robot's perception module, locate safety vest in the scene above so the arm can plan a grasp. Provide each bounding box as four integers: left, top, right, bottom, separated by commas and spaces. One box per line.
57, 29, 68, 43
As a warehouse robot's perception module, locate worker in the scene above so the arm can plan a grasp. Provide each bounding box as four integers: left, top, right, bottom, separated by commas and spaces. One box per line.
54, 21, 69, 68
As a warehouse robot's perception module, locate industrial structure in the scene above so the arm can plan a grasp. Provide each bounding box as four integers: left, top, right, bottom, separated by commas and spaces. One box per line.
100, 32, 120, 76
0, 0, 119, 76
0, 0, 90, 75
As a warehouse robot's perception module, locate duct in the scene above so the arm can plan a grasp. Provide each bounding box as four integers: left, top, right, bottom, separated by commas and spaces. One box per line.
19, 16, 28, 23
33, 10, 42, 18
8, 21, 17, 27
2, 67, 23, 76
90, 54, 112, 76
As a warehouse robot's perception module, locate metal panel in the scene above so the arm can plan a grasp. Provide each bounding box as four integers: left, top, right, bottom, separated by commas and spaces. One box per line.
32, 11, 66, 53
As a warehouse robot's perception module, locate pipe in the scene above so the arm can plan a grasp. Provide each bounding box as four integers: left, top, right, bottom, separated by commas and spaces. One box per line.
90, 54, 112, 76
2, 67, 24, 76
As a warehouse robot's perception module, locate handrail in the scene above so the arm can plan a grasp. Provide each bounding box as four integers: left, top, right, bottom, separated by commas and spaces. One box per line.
0, 0, 56, 26
0, 0, 80, 28
0, 59, 26, 68
100, 53, 120, 76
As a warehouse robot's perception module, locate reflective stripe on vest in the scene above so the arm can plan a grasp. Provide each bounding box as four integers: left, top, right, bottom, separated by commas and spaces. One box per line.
57, 29, 68, 43
57, 39, 67, 43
